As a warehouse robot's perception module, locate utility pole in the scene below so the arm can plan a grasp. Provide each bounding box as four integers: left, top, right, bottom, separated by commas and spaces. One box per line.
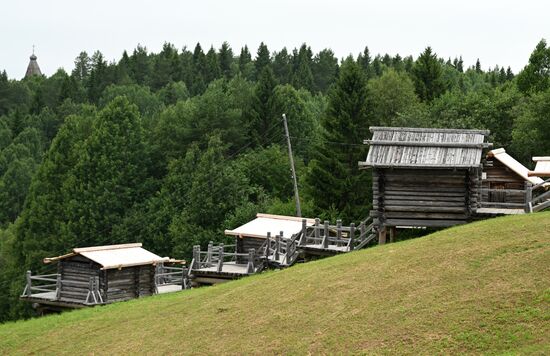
282, 114, 302, 217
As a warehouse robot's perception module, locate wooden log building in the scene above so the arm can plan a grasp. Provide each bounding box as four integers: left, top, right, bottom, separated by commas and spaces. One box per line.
359, 127, 492, 242
20, 243, 185, 312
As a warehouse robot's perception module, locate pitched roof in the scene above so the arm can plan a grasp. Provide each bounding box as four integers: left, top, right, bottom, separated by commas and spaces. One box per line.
529, 157, 550, 178
44, 243, 169, 270
224, 213, 315, 239
487, 148, 545, 185
360, 127, 491, 168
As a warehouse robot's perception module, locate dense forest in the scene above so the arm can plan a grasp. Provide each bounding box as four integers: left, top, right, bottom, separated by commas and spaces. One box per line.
1, 39, 549, 322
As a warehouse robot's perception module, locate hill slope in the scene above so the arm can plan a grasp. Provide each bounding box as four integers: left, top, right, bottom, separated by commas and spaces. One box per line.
1, 213, 549, 354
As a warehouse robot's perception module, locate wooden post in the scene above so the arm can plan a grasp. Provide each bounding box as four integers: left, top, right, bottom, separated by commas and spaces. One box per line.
525, 182, 533, 213
207, 241, 213, 264
275, 235, 280, 260
336, 219, 342, 245
55, 274, 61, 300
192, 245, 200, 269
378, 226, 387, 245
389, 227, 397, 243
300, 219, 307, 245
265, 232, 271, 259
26, 270, 32, 296
349, 223, 355, 251
314, 218, 320, 245
323, 220, 329, 248
360, 222, 366, 240
282, 114, 302, 217
247, 249, 255, 274
217, 244, 224, 272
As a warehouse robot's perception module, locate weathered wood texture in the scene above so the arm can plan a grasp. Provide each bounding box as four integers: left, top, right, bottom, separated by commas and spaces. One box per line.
372, 168, 480, 228
58, 256, 100, 303
482, 159, 527, 205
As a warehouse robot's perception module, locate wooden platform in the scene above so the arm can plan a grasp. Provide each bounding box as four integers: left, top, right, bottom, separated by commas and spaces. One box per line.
191, 262, 262, 286
476, 208, 525, 216
301, 244, 350, 257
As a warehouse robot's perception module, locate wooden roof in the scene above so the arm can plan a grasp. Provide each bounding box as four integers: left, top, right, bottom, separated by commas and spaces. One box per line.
528, 157, 550, 178
44, 243, 169, 270
360, 127, 491, 168
487, 148, 545, 186
224, 213, 315, 239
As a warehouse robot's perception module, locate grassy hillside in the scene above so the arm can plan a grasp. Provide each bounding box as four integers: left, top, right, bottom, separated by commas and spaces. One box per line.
1, 213, 549, 355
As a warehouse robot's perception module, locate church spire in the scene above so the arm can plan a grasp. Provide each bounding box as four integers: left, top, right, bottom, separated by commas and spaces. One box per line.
25, 45, 42, 78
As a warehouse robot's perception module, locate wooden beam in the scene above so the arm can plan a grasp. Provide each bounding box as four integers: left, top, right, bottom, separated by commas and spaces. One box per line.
368, 126, 491, 135
363, 140, 492, 149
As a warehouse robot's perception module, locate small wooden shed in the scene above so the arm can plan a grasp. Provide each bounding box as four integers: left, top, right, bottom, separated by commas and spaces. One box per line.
225, 213, 315, 255
359, 127, 492, 240
483, 148, 546, 208
21, 243, 170, 311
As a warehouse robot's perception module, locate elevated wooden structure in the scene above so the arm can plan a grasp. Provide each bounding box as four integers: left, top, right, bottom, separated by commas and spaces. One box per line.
360, 127, 491, 240
360, 127, 550, 242
21, 243, 187, 313
189, 214, 378, 285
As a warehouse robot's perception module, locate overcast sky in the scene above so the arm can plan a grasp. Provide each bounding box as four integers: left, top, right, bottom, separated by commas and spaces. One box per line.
1, 0, 548, 79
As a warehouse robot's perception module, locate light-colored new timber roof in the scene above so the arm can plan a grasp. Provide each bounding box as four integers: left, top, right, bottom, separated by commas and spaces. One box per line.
529, 157, 550, 178
44, 243, 169, 270
225, 213, 315, 239
361, 127, 491, 168
487, 148, 545, 186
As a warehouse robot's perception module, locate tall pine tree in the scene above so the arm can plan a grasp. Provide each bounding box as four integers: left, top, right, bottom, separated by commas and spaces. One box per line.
306, 58, 372, 222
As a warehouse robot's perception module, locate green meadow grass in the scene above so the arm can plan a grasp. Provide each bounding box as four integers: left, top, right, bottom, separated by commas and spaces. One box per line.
1, 212, 549, 355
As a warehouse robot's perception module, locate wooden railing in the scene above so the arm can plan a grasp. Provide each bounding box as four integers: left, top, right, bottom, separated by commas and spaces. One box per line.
191, 243, 261, 274
298, 216, 376, 251
479, 179, 550, 213
155, 263, 189, 290
21, 271, 103, 305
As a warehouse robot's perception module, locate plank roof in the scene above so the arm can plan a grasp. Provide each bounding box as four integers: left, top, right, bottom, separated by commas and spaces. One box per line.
44, 243, 169, 270
529, 157, 550, 178
225, 213, 315, 239
360, 127, 491, 168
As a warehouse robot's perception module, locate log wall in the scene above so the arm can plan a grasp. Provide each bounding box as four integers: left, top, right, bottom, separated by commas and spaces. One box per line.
372, 168, 480, 228
106, 265, 155, 302
482, 160, 526, 204
59, 256, 100, 303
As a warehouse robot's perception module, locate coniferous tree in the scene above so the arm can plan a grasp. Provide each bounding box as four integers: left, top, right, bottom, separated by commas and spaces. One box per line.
129, 45, 152, 85
272, 48, 293, 84
238, 45, 254, 80
64, 97, 148, 247
475, 58, 482, 73
312, 49, 338, 92
249, 67, 277, 147
87, 51, 108, 103
412, 47, 445, 101
191, 43, 207, 95
255, 42, 271, 79
357, 46, 372, 78
219, 42, 234, 79
306, 58, 372, 222
205, 46, 222, 83
71, 52, 91, 82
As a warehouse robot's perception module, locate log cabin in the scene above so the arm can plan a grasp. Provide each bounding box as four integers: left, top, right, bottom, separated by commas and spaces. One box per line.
359, 127, 492, 242
20, 243, 186, 313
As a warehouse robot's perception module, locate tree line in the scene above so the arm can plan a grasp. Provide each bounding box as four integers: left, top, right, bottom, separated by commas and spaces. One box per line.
1, 39, 549, 322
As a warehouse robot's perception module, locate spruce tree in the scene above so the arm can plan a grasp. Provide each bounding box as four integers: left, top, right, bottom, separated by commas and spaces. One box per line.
273, 48, 293, 84
249, 67, 277, 147
313, 49, 338, 92
63, 97, 148, 247
219, 42, 234, 79
475, 58, 482, 73
191, 43, 207, 95
412, 47, 445, 101
306, 58, 372, 222
255, 42, 271, 79
357, 46, 372, 77
205, 46, 222, 83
